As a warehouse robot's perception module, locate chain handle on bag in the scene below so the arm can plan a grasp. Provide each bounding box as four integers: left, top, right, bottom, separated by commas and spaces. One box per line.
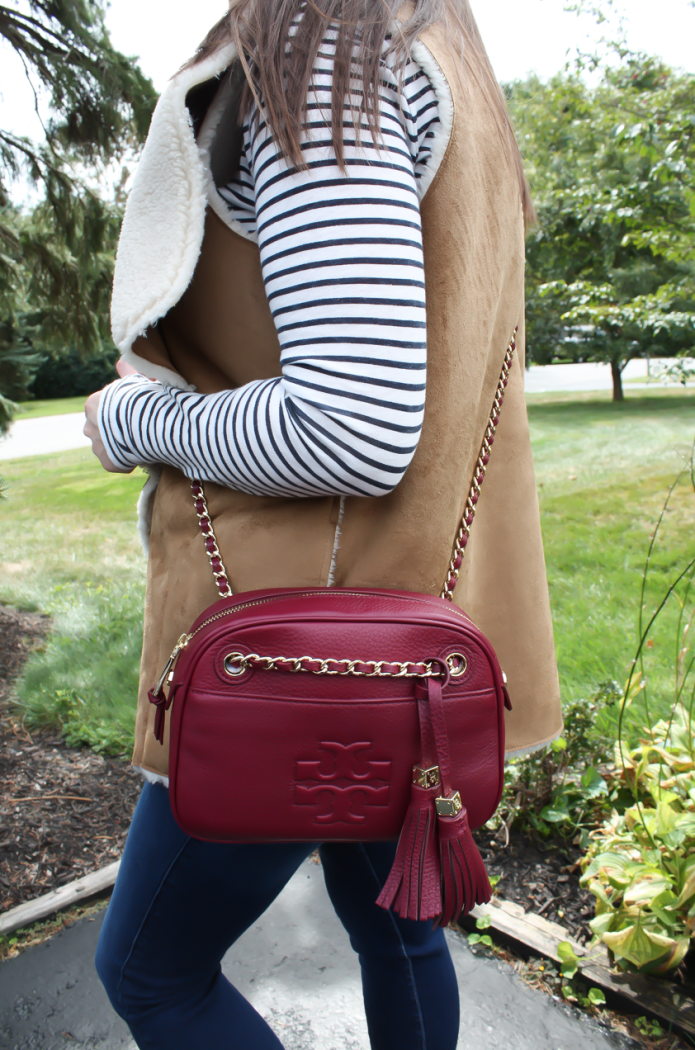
190, 481, 232, 598
220, 651, 455, 680
440, 327, 517, 600
190, 327, 518, 605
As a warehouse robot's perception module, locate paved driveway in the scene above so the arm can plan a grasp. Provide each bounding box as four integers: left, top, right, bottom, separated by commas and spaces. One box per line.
0, 360, 665, 464
523, 358, 649, 393
0, 413, 90, 462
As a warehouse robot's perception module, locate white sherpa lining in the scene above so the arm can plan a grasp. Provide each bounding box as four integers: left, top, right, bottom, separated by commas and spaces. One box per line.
135, 766, 170, 788
326, 495, 346, 587
197, 76, 259, 243
110, 41, 238, 358
136, 466, 162, 556
409, 39, 454, 200
122, 350, 195, 391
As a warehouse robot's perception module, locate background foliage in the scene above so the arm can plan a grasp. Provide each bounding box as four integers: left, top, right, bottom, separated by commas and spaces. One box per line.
1, 0, 694, 419
508, 30, 695, 398
0, 0, 156, 432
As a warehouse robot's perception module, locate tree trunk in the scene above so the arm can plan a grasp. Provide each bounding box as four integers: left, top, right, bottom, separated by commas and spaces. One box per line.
611, 358, 624, 402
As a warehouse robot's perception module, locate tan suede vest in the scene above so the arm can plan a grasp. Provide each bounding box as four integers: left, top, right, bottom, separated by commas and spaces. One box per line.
113, 26, 562, 778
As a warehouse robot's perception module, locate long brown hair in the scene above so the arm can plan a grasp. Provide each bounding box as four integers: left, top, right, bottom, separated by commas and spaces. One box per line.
187, 0, 534, 221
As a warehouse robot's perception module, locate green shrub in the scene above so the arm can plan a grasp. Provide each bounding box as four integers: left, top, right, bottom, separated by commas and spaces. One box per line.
14, 582, 142, 756
29, 346, 119, 400
490, 683, 619, 845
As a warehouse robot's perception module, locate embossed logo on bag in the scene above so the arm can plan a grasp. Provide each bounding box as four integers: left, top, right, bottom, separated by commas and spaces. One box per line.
294, 742, 392, 824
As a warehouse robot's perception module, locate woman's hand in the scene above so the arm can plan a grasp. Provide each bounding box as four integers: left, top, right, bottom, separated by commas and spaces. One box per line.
84, 359, 139, 474
84, 389, 132, 473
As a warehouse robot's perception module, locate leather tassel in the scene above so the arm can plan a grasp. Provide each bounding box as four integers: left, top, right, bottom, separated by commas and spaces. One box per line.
148, 687, 171, 745
376, 783, 442, 922
436, 803, 492, 927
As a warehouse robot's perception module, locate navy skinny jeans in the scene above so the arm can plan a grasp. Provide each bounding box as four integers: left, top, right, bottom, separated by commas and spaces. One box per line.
95, 782, 460, 1049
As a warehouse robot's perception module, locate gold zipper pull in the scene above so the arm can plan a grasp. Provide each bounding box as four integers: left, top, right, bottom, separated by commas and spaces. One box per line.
152, 633, 190, 698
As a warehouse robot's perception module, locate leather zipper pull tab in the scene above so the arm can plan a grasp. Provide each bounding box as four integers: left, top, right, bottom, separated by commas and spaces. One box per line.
148, 634, 190, 743
502, 673, 512, 711
503, 686, 513, 711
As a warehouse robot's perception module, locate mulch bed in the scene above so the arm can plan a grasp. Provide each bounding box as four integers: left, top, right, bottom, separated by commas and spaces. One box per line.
475, 826, 596, 943
0, 606, 141, 915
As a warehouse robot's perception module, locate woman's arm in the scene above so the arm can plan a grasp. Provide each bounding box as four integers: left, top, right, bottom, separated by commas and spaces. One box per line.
97, 47, 439, 498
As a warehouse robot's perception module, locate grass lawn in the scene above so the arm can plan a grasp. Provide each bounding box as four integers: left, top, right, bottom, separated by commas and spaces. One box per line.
0, 388, 693, 754
527, 390, 694, 737
0, 451, 147, 752
16, 397, 87, 419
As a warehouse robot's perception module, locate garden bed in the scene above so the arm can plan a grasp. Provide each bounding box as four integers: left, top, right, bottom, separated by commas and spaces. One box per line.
475, 826, 595, 943
0, 606, 140, 914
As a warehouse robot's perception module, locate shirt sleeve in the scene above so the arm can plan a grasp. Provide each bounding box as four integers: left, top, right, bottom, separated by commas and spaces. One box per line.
98, 48, 439, 499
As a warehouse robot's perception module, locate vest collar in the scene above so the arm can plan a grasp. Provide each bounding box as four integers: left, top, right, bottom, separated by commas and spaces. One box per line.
111, 43, 237, 372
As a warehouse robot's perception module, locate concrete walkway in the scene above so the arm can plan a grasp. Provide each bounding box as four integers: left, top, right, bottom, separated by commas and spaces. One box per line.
0, 859, 630, 1050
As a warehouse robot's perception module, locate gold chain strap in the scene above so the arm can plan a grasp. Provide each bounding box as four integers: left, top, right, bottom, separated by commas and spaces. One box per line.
190, 481, 232, 598
222, 651, 452, 679
189, 327, 517, 604
440, 329, 517, 600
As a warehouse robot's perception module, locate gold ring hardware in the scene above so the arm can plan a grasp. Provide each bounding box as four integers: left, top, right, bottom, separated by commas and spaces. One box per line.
223, 652, 248, 677
435, 791, 463, 818
446, 653, 468, 678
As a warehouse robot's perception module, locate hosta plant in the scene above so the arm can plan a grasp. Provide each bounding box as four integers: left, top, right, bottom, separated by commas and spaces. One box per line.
580, 703, 695, 973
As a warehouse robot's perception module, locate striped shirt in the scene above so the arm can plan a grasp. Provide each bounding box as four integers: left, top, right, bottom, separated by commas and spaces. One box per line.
99, 37, 440, 498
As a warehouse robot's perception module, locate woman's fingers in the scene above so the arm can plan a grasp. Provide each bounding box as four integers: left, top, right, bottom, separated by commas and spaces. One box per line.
83, 389, 133, 474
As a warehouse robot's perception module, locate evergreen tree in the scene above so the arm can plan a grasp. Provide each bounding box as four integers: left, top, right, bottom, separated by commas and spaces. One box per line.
0, 0, 156, 426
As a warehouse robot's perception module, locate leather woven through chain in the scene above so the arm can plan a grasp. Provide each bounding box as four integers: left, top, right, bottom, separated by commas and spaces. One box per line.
188, 328, 518, 677
224, 652, 444, 678
190, 481, 232, 598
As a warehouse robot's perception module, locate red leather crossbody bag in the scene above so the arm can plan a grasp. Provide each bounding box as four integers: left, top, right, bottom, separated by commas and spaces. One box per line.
148, 331, 517, 926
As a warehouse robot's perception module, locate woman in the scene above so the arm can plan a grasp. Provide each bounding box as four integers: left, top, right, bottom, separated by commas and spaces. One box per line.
84, 0, 562, 1045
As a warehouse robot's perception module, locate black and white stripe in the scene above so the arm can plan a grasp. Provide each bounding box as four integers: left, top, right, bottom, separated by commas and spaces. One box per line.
99, 35, 439, 498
